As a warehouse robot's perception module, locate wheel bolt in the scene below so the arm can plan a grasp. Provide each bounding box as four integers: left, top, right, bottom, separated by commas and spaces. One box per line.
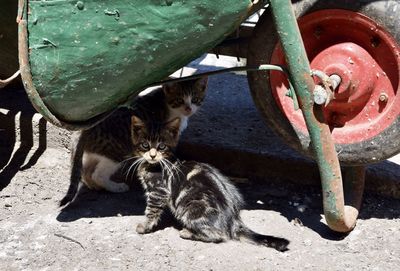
313, 85, 328, 105
379, 92, 389, 102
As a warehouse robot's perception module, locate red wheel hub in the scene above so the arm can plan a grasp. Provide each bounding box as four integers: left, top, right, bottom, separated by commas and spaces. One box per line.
270, 9, 400, 144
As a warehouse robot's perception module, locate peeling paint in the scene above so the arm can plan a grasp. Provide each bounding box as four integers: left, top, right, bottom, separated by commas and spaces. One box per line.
24, 0, 253, 123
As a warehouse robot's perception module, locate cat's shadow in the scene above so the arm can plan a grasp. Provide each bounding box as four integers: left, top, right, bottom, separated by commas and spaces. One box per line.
56, 182, 181, 231
55, 180, 335, 238
57, 180, 400, 241
56, 182, 145, 222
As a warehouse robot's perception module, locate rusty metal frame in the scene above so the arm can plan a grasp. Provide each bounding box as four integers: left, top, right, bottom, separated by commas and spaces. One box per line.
18, 0, 65, 128
268, 0, 366, 232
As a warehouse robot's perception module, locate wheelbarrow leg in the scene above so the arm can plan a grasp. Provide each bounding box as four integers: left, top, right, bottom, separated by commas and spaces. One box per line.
268, 0, 366, 232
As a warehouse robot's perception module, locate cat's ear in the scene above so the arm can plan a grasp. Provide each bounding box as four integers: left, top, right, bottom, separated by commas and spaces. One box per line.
194, 76, 208, 91
131, 115, 144, 127
131, 115, 145, 134
163, 83, 174, 95
166, 117, 181, 139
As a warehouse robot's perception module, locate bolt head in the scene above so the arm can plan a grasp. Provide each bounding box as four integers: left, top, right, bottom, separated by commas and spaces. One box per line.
314, 85, 328, 105
379, 92, 389, 102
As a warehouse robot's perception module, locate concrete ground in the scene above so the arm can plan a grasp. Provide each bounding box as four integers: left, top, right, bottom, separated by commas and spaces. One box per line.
0, 55, 399, 270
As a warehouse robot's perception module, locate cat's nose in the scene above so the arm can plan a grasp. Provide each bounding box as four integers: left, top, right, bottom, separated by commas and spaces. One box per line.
184, 106, 192, 113
149, 148, 157, 159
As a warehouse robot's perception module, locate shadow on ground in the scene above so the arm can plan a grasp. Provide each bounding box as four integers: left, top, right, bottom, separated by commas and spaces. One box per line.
55, 174, 400, 242
57, 182, 145, 222
56, 181, 182, 232
0, 88, 47, 190
237, 180, 400, 240
2, 61, 400, 240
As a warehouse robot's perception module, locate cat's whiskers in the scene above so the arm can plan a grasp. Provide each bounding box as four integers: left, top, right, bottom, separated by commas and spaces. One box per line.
123, 158, 139, 179
125, 157, 145, 181
121, 155, 142, 164
174, 159, 183, 167
121, 155, 142, 173
159, 160, 167, 180
159, 159, 173, 179
171, 159, 184, 174
160, 159, 181, 182
163, 159, 183, 180
125, 160, 138, 181
162, 160, 174, 176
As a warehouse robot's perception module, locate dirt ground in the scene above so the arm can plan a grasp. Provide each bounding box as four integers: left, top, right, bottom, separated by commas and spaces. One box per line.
1, 138, 400, 271
1, 56, 399, 270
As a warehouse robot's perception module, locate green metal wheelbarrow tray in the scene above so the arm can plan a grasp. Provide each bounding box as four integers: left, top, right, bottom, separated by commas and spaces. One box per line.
12, 0, 261, 128
2, 0, 400, 233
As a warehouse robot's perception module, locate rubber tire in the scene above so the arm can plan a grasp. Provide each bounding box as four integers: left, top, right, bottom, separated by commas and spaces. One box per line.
247, 0, 400, 165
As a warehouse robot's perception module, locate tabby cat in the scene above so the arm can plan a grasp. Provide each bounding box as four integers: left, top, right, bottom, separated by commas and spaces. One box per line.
60, 77, 208, 206
131, 116, 290, 251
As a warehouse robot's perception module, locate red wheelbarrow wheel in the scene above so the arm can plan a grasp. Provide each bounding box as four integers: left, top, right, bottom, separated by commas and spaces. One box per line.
247, 0, 400, 165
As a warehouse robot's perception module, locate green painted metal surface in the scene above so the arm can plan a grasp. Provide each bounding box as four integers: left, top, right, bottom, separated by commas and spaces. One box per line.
25, 0, 252, 123
269, 0, 362, 232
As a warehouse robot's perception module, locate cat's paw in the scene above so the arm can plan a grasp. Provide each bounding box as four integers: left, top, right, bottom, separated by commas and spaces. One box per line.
136, 223, 146, 234
136, 223, 151, 234
179, 228, 194, 240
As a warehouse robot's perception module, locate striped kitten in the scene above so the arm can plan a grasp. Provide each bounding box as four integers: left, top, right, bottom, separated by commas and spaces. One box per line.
162, 77, 208, 132
131, 116, 289, 251
60, 78, 207, 206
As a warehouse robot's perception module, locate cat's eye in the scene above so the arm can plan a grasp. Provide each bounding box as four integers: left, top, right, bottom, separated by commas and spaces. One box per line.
192, 97, 199, 104
140, 142, 150, 150
158, 143, 167, 150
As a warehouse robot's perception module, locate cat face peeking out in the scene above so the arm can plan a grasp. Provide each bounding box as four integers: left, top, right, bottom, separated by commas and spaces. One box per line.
163, 77, 208, 117
130, 115, 180, 165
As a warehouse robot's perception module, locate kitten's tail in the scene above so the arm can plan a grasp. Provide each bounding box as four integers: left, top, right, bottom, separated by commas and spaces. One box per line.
232, 221, 290, 252
59, 132, 85, 207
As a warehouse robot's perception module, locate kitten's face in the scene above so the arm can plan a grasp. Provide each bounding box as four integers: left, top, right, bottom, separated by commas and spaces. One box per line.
163, 77, 208, 117
131, 116, 180, 165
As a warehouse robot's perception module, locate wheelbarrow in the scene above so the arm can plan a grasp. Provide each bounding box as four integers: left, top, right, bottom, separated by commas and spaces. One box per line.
1, 0, 399, 233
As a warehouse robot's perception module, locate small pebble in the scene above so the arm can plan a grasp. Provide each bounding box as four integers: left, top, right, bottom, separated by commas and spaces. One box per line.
303, 239, 312, 246
292, 217, 303, 227
297, 204, 307, 213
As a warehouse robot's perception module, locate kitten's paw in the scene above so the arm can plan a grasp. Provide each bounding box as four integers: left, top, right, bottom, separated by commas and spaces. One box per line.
179, 228, 194, 240
136, 223, 152, 234
136, 223, 146, 234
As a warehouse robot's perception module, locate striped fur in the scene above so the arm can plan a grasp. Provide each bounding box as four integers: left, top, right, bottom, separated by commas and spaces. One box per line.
133, 117, 289, 252
60, 78, 206, 206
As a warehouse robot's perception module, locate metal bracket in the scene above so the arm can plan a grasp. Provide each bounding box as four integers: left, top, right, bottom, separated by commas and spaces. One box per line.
0, 70, 21, 89
311, 70, 341, 106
